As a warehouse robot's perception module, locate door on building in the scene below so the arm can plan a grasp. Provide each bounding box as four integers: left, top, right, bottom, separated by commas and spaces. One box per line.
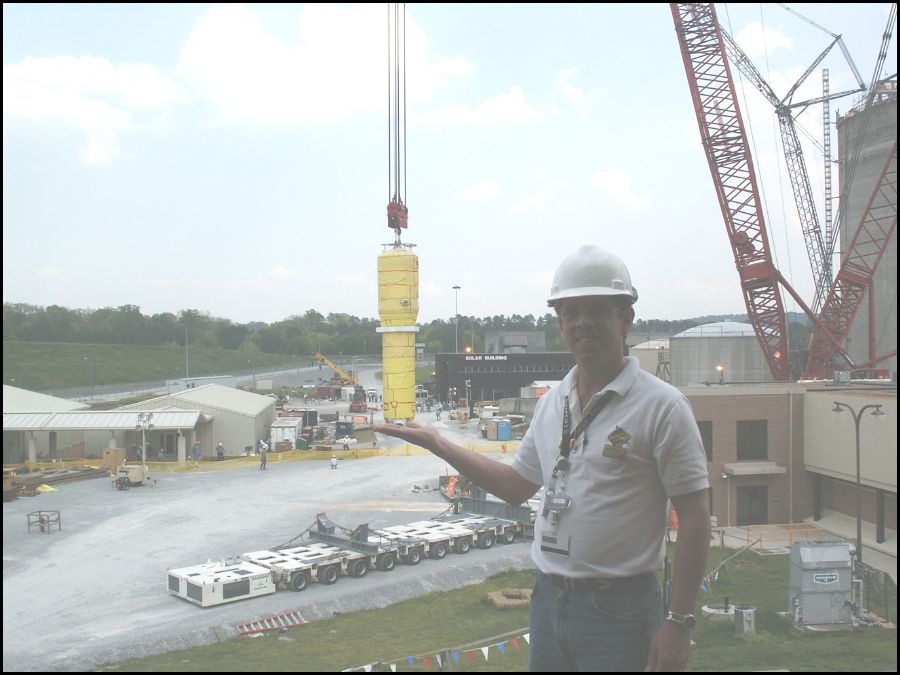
736, 486, 768, 525
163, 432, 177, 455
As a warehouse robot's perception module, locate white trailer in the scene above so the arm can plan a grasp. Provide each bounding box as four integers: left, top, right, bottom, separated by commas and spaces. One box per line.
166, 559, 276, 607
374, 519, 479, 559
308, 516, 425, 569
433, 512, 522, 546
239, 542, 359, 591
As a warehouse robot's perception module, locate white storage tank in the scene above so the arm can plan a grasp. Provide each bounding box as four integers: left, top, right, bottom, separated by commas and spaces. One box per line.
670, 322, 774, 386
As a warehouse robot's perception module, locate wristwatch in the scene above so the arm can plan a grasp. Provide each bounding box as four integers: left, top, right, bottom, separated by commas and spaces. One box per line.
665, 610, 696, 632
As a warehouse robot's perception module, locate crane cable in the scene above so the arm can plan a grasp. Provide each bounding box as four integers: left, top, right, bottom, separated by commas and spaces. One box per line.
387, 3, 407, 205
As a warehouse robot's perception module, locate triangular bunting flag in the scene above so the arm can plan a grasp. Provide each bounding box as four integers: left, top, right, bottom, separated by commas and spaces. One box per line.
452, 651, 460, 663
435, 653, 442, 668
364, 665, 373, 673
481, 646, 490, 661
406, 656, 414, 666
497, 643, 506, 655
523, 633, 530, 644
700, 581, 709, 592
424, 655, 431, 670
466, 650, 475, 663
511, 638, 521, 651
390, 664, 397, 672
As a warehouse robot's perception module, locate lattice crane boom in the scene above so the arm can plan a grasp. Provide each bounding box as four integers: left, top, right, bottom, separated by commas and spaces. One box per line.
671, 3, 790, 381
719, 29, 864, 314
804, 142, 897, 379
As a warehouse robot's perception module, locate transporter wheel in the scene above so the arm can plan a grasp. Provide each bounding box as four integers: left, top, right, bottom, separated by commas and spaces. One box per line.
430, 542, 448, 560
502, 528, 517, 544
406, 547, 423, 565
349, 559, 369, 578
290, 572, 310, 592
456, 538, 472, 554
319, 565, 340, 585
479, 532, 495, 549
377, 554, 396, 572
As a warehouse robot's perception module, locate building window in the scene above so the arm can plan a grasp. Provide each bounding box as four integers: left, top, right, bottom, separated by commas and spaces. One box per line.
737, 420, 767, 460
697, 421, 713, 462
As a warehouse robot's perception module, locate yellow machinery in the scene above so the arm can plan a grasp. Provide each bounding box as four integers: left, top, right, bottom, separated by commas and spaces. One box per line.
314, 352, 358, 385
377, 247, 418, 421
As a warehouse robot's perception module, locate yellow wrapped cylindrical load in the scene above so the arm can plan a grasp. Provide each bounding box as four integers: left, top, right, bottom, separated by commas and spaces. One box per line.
378, 249, 419, 421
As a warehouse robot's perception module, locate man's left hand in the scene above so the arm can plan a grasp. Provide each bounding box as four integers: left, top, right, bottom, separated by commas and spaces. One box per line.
644, 620, 691, 672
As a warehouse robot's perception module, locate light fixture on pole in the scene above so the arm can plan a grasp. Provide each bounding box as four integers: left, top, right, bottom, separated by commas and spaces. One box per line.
831, 401, 885, 564
452, 285, 461, 353
136, 412, 154, 466
716, 363, 725, 385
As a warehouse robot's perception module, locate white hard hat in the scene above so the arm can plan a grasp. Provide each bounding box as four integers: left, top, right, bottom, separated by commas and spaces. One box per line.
547, 246, 638, 307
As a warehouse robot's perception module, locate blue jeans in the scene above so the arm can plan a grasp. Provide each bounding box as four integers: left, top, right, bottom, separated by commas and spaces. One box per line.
528, 569, 662, 672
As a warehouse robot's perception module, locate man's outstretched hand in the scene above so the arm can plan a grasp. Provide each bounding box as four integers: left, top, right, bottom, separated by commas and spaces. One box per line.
372, 421, 442, 451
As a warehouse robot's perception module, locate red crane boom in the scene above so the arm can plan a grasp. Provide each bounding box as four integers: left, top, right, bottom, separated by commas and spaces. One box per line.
671, 3, 790, 381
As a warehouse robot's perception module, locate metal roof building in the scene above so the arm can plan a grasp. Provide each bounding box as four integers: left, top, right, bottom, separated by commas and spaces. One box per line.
3, 384, 88, 413
117, 384, 276, 460
3, 384, 273, 464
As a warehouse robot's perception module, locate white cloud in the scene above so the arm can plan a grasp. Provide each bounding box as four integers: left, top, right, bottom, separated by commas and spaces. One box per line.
268, 266, 304, 282
507, 168, 568, 213
455, 179, 502, 203
35, 266, 64, 281
3, 55, 183, 165
330, 273, 369, 286
414, 85, 542, 126
732, 22, 793, 58
589, 167, 649, 210
177, 4, 474, 126
555, 68, 591, 115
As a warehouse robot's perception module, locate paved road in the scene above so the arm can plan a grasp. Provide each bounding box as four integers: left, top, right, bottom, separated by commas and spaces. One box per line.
2, 438, 529, 672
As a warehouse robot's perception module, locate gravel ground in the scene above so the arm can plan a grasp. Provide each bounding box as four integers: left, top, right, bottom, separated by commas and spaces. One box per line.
2, 414, 533, 672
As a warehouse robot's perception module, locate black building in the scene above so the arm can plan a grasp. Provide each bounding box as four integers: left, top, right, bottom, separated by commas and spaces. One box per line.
435, 352, 575, 405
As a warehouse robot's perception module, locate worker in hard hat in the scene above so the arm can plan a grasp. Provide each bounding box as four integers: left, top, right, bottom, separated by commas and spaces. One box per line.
330, 454, 338, 470
374, 246, 709, 672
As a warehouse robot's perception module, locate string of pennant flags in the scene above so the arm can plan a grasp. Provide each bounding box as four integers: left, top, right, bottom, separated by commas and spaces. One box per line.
341, 631, 530, 672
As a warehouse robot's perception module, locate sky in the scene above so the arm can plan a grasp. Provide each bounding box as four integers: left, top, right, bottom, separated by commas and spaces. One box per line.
3, 3, 896, 325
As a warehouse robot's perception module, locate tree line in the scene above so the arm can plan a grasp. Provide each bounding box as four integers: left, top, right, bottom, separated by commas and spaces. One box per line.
3, 302, 752, 355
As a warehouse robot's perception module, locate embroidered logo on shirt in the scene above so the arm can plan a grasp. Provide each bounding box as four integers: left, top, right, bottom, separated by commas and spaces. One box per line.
602, 426, 632, 460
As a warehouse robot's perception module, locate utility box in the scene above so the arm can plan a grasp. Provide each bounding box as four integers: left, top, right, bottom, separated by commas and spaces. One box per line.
789, 541, 853, 625
734, 605, 756, 634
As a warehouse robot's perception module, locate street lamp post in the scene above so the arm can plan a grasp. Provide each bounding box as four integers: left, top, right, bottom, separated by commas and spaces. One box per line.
136, 412, 154, 466
716, 364, 725, 385
831, 401, 885, 564
83, 356, 94, 399
452, 285, 461, 353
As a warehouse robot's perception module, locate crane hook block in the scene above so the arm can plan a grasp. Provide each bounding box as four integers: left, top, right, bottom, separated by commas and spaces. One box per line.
387, 199, 409, 230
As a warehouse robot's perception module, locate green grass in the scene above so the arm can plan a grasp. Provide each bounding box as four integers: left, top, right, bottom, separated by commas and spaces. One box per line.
3, 341, 306, 392
3, 341, 439, 393
97, 546, 897, 672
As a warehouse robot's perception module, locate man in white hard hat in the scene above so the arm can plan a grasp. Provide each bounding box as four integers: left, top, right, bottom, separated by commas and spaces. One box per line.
374, 246, 709, 671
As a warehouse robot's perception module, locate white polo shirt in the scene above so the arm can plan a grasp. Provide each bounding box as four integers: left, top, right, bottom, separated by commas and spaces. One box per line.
511, 356, 709, 578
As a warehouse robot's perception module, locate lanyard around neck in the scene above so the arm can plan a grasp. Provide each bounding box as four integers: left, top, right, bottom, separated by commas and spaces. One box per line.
558, 391, 612, 459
